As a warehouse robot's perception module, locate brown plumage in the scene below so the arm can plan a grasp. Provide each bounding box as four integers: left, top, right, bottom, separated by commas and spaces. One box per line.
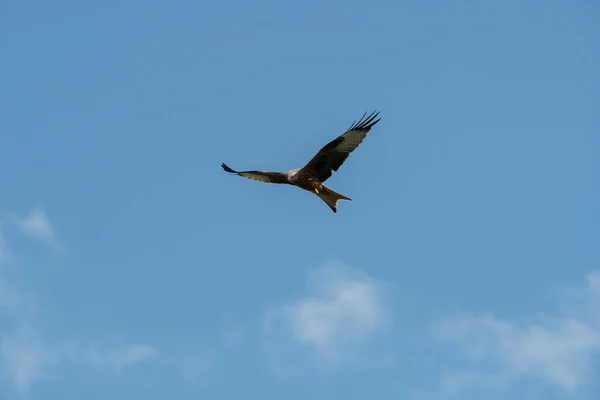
221, 111, 380, 213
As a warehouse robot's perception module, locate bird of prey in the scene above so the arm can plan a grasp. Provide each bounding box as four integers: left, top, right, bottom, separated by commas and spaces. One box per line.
221, 111, 381, 213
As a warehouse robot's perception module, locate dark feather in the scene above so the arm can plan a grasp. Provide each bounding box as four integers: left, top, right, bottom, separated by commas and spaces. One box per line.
221, 163, 289, 184
221, 163, 237, 173
302, 111, 380, 182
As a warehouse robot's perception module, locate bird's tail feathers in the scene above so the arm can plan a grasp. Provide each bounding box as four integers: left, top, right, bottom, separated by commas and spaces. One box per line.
318, 186, 352, 213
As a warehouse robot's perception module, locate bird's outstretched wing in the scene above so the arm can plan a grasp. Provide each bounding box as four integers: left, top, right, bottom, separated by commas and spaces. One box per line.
221, 163, 289, 184
302, 111, 380, 182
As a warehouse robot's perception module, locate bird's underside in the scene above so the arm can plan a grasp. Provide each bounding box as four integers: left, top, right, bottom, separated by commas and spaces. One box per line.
221, 110, 380, 213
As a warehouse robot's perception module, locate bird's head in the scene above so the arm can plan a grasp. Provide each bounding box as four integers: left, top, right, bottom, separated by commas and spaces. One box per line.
285, 169, 300, 180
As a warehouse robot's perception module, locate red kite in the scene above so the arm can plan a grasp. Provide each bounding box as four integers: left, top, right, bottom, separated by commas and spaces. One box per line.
221, 111, 380, 213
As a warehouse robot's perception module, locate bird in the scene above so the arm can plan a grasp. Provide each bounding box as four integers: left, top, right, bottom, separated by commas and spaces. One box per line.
221, 110, 381, 213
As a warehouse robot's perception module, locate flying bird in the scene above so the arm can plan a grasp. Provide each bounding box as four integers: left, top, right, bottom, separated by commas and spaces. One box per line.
221, 111, 381, 213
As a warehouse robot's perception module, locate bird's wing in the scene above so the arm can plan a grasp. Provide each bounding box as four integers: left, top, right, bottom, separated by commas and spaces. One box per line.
302, 111, 380, 182
221, 163, 289, 184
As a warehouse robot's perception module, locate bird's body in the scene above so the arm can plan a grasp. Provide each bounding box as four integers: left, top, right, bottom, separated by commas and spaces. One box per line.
287, 169, 322, 193
221, 111, 380, 213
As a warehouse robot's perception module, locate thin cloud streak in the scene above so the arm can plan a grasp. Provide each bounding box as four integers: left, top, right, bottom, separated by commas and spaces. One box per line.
0, 331, 58, 394
0, 230, 7, 264
62, 342, 160, 373
14, 208, 57, 245
436, 270, 600, 395
0, 213, 161, 395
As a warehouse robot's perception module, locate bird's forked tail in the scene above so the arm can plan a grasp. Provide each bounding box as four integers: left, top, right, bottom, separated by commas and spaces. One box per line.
317, 186, 352, 213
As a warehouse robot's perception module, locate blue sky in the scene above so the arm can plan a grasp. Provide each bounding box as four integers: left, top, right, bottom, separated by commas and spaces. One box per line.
1, 0, 599, 399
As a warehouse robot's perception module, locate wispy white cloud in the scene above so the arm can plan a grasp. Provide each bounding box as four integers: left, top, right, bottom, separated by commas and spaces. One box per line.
0, 223, 54, 394
263, 262, 389, 365
0, 290, 160, 394
63, 342, 160, 373
436, 271, 600, 395
0, 217, 160, 395
0, 233, 42, 394
14, 208, 56, 245
0, 335, 161, 394
113, 345, 159, 369
0, 229, 7, 264
0, 230, 11, 310
178, 348, 218, 384
0, 330, 57, 394
0, 273, 56, 394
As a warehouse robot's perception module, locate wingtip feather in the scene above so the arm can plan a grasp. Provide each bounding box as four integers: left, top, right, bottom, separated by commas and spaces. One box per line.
347, 110, 381, 132
221, 163, 238, 173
